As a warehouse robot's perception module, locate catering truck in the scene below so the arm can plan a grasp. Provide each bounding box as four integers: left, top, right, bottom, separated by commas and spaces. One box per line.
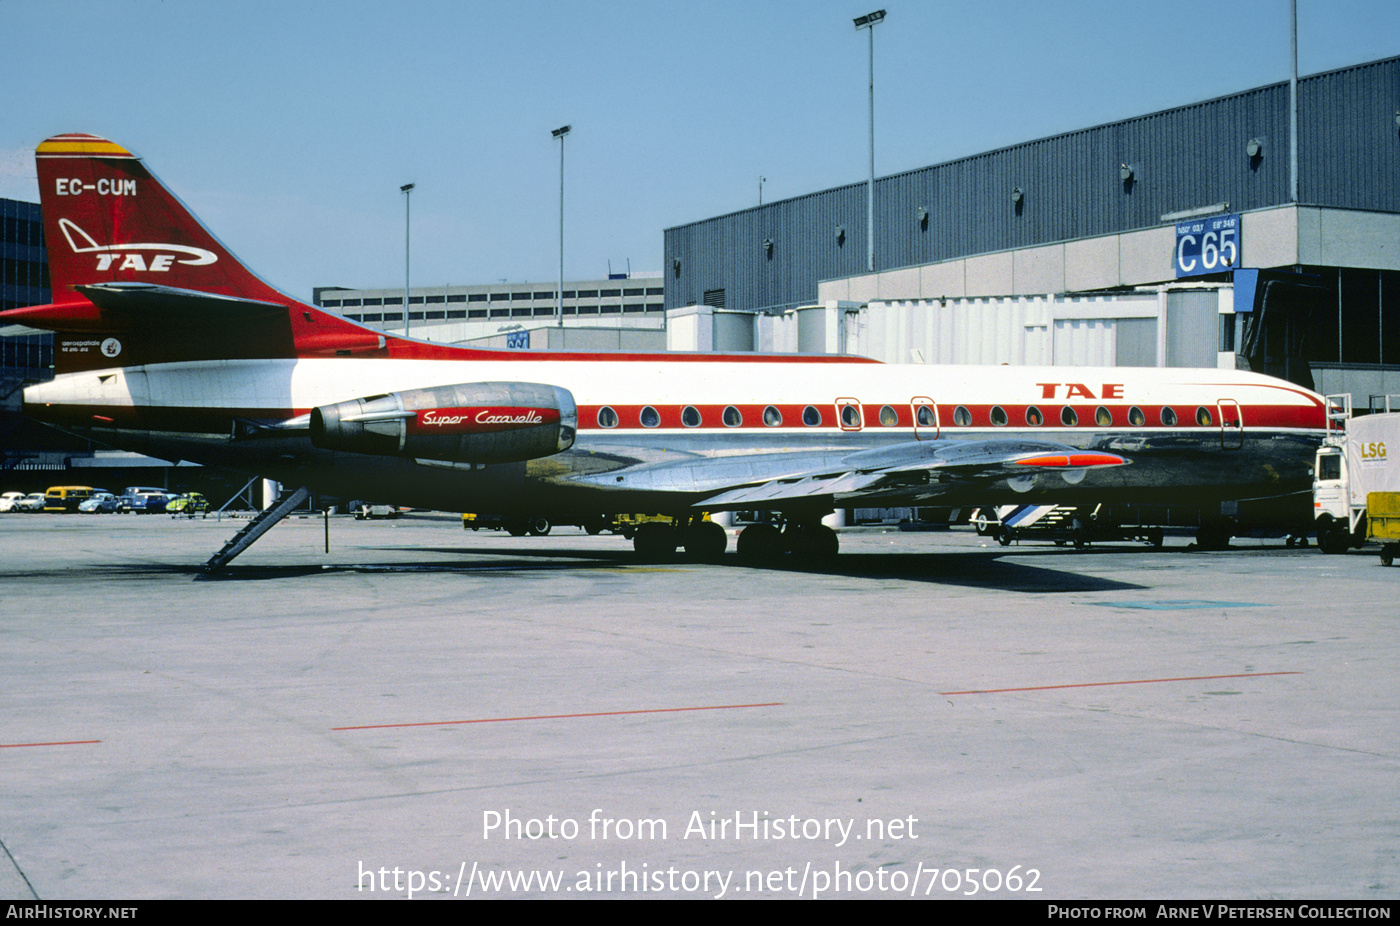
1314, 395, 1400, 554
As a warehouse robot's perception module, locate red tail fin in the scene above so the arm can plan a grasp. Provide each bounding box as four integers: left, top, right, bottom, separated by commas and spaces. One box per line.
1, 134, 384, 373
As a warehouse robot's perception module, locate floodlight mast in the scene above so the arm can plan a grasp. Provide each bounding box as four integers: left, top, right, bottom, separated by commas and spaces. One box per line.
400, 182, 414, 336
854, 10, 885, 274
552, 125, 571, 328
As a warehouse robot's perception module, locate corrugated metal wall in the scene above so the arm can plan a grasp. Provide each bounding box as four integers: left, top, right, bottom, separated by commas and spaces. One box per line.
666, 56, 1400, 314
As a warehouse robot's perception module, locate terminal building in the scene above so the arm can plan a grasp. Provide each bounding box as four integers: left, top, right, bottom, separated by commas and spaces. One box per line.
663, 54, 1400, 401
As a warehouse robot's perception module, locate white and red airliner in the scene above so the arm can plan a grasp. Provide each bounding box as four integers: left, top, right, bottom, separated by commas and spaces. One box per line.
5, 134, 1329, 561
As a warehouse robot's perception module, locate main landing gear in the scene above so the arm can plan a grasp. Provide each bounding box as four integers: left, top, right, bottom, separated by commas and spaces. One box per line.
628, 515, 841, 564
734, 519, 839, 564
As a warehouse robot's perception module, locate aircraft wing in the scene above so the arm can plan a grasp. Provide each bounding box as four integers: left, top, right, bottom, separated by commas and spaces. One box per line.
569, 439, 1125, 509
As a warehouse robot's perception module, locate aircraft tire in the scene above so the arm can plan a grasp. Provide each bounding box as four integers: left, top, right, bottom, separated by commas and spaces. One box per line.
786, 524, 839, 560
633, 522, 677, 561
736, 523, 784, 563
528, 518, 551, 536
683, 521, 728, 561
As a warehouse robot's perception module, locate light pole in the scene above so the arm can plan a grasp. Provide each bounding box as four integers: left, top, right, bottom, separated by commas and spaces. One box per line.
400, 182, 414, 337
854, 9, 885, 274
552, 124, 571, 328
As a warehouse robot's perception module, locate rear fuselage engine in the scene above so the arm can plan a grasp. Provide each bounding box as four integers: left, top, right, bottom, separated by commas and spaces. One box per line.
310, 381, 576, 464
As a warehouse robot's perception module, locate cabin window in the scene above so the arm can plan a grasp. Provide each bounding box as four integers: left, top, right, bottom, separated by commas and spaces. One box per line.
1095, 406, 1113, 427
597, 406, 619, 429
840, 404, 862, 428
802, 405, 822, 426
989, 405, 1008, 427
952, 405, 972, 426
1195, 406, 1213, 427
1128, 406, 1145, 426
1025, 406, 1043, 426
763, 405, 783, 427
1061, 406, 1079, 426
915, 404, 936, 427
681, 405, 702, 428
878, 405, 898, 426
1160, 406, 1178, 427
722, 405, 742, 427
640, 406, 661, 428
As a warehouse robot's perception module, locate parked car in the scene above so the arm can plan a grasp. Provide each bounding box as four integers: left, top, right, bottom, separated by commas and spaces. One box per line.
43, 485, 95, 512
0, 491, 26, 512
166, 492, 209, 517
78, 492, 120, 513
16, 492, 47, 512
118, 487, 171, 513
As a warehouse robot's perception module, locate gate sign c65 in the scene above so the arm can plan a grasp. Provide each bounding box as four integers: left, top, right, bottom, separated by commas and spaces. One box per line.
1175, 213, 1240, 278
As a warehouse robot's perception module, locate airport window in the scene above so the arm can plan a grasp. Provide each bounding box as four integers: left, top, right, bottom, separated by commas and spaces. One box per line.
512, 308, 531, 317
802, 405, 822, 426
408, 297, 424, 305
624, 288, 643, 297
490, 308, 509, 318
646, 288, 664, 296
840, 404, 862, 428
384, 312, 403, 322
363, 298, 383, 306
362, 313, 382, 322
681, 405, 702, 427
722, 405, 742, 427
1060, 406, 1078, 427
879, 405, 898, 427
340, 299, 361, 307
640, 406, 661, 428
384, 297, 402, 305
426, 311, 444, 320
601, 289, 621, 297
512, 292, 532, 301
1026, 406, 1043, 426
989, 405, 1008, 427
1195, 406, 1213, 426
763, 405, 783, 426
533, 307, 554, 316
1128, 406, 1145, 426
1095, 406, 1113, 427
1160, 406, 1178, 426
448, 310, 466, 319
597, 406, 619, 429
578, 305, 599, 314
562, 291, 576, 299
426, 295, 444, 304
952, 405, 972, 426
533, 291, 554, 300
601, 305, 621, 314
490, 292, 510, 301
468, 309, 487, 319
468, 293, 487, 302
577, 290, 599, 298
915, 404, 936, 427
448, 294, 467, 303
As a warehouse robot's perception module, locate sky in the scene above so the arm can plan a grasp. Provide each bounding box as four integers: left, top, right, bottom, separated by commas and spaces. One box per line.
3, 0, 1400, 301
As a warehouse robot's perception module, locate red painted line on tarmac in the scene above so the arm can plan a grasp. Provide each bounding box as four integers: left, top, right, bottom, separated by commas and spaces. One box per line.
0, 739, 101, 748
940, 671, 1301, 696
333, 702, 784, 731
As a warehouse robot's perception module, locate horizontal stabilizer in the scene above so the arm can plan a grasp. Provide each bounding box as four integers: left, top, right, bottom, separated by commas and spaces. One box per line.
76, 282, 287, 320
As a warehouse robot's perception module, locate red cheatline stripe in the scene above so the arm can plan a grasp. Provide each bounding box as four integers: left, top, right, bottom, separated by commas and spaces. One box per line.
0, 740, 101, 748
333, 702, 783, 731
940, 671, 1300, 696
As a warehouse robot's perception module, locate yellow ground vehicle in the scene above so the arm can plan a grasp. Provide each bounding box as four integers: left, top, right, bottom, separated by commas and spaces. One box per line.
1368, 492, 1400, 567
43, 486, 94, 513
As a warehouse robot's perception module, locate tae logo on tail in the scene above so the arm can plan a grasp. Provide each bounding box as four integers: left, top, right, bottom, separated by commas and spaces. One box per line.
59, 218, 217, 272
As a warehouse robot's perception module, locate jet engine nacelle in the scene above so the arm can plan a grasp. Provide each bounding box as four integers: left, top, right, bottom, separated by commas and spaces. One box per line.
310, 381, 576, 464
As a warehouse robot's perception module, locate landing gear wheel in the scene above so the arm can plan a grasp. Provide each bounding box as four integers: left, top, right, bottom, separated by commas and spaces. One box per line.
786, 523, 839, 560
528, 518, 551, 537
683, 521, 728, 561
736, 523, 784, 563
633, 522, 677, 560
1147, 527, 1165, 549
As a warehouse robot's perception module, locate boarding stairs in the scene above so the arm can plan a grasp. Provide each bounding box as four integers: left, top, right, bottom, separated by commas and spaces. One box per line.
205, 485, 311, 572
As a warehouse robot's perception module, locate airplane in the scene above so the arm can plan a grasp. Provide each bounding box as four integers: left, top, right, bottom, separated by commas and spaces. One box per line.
3, 133, 1330, 565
